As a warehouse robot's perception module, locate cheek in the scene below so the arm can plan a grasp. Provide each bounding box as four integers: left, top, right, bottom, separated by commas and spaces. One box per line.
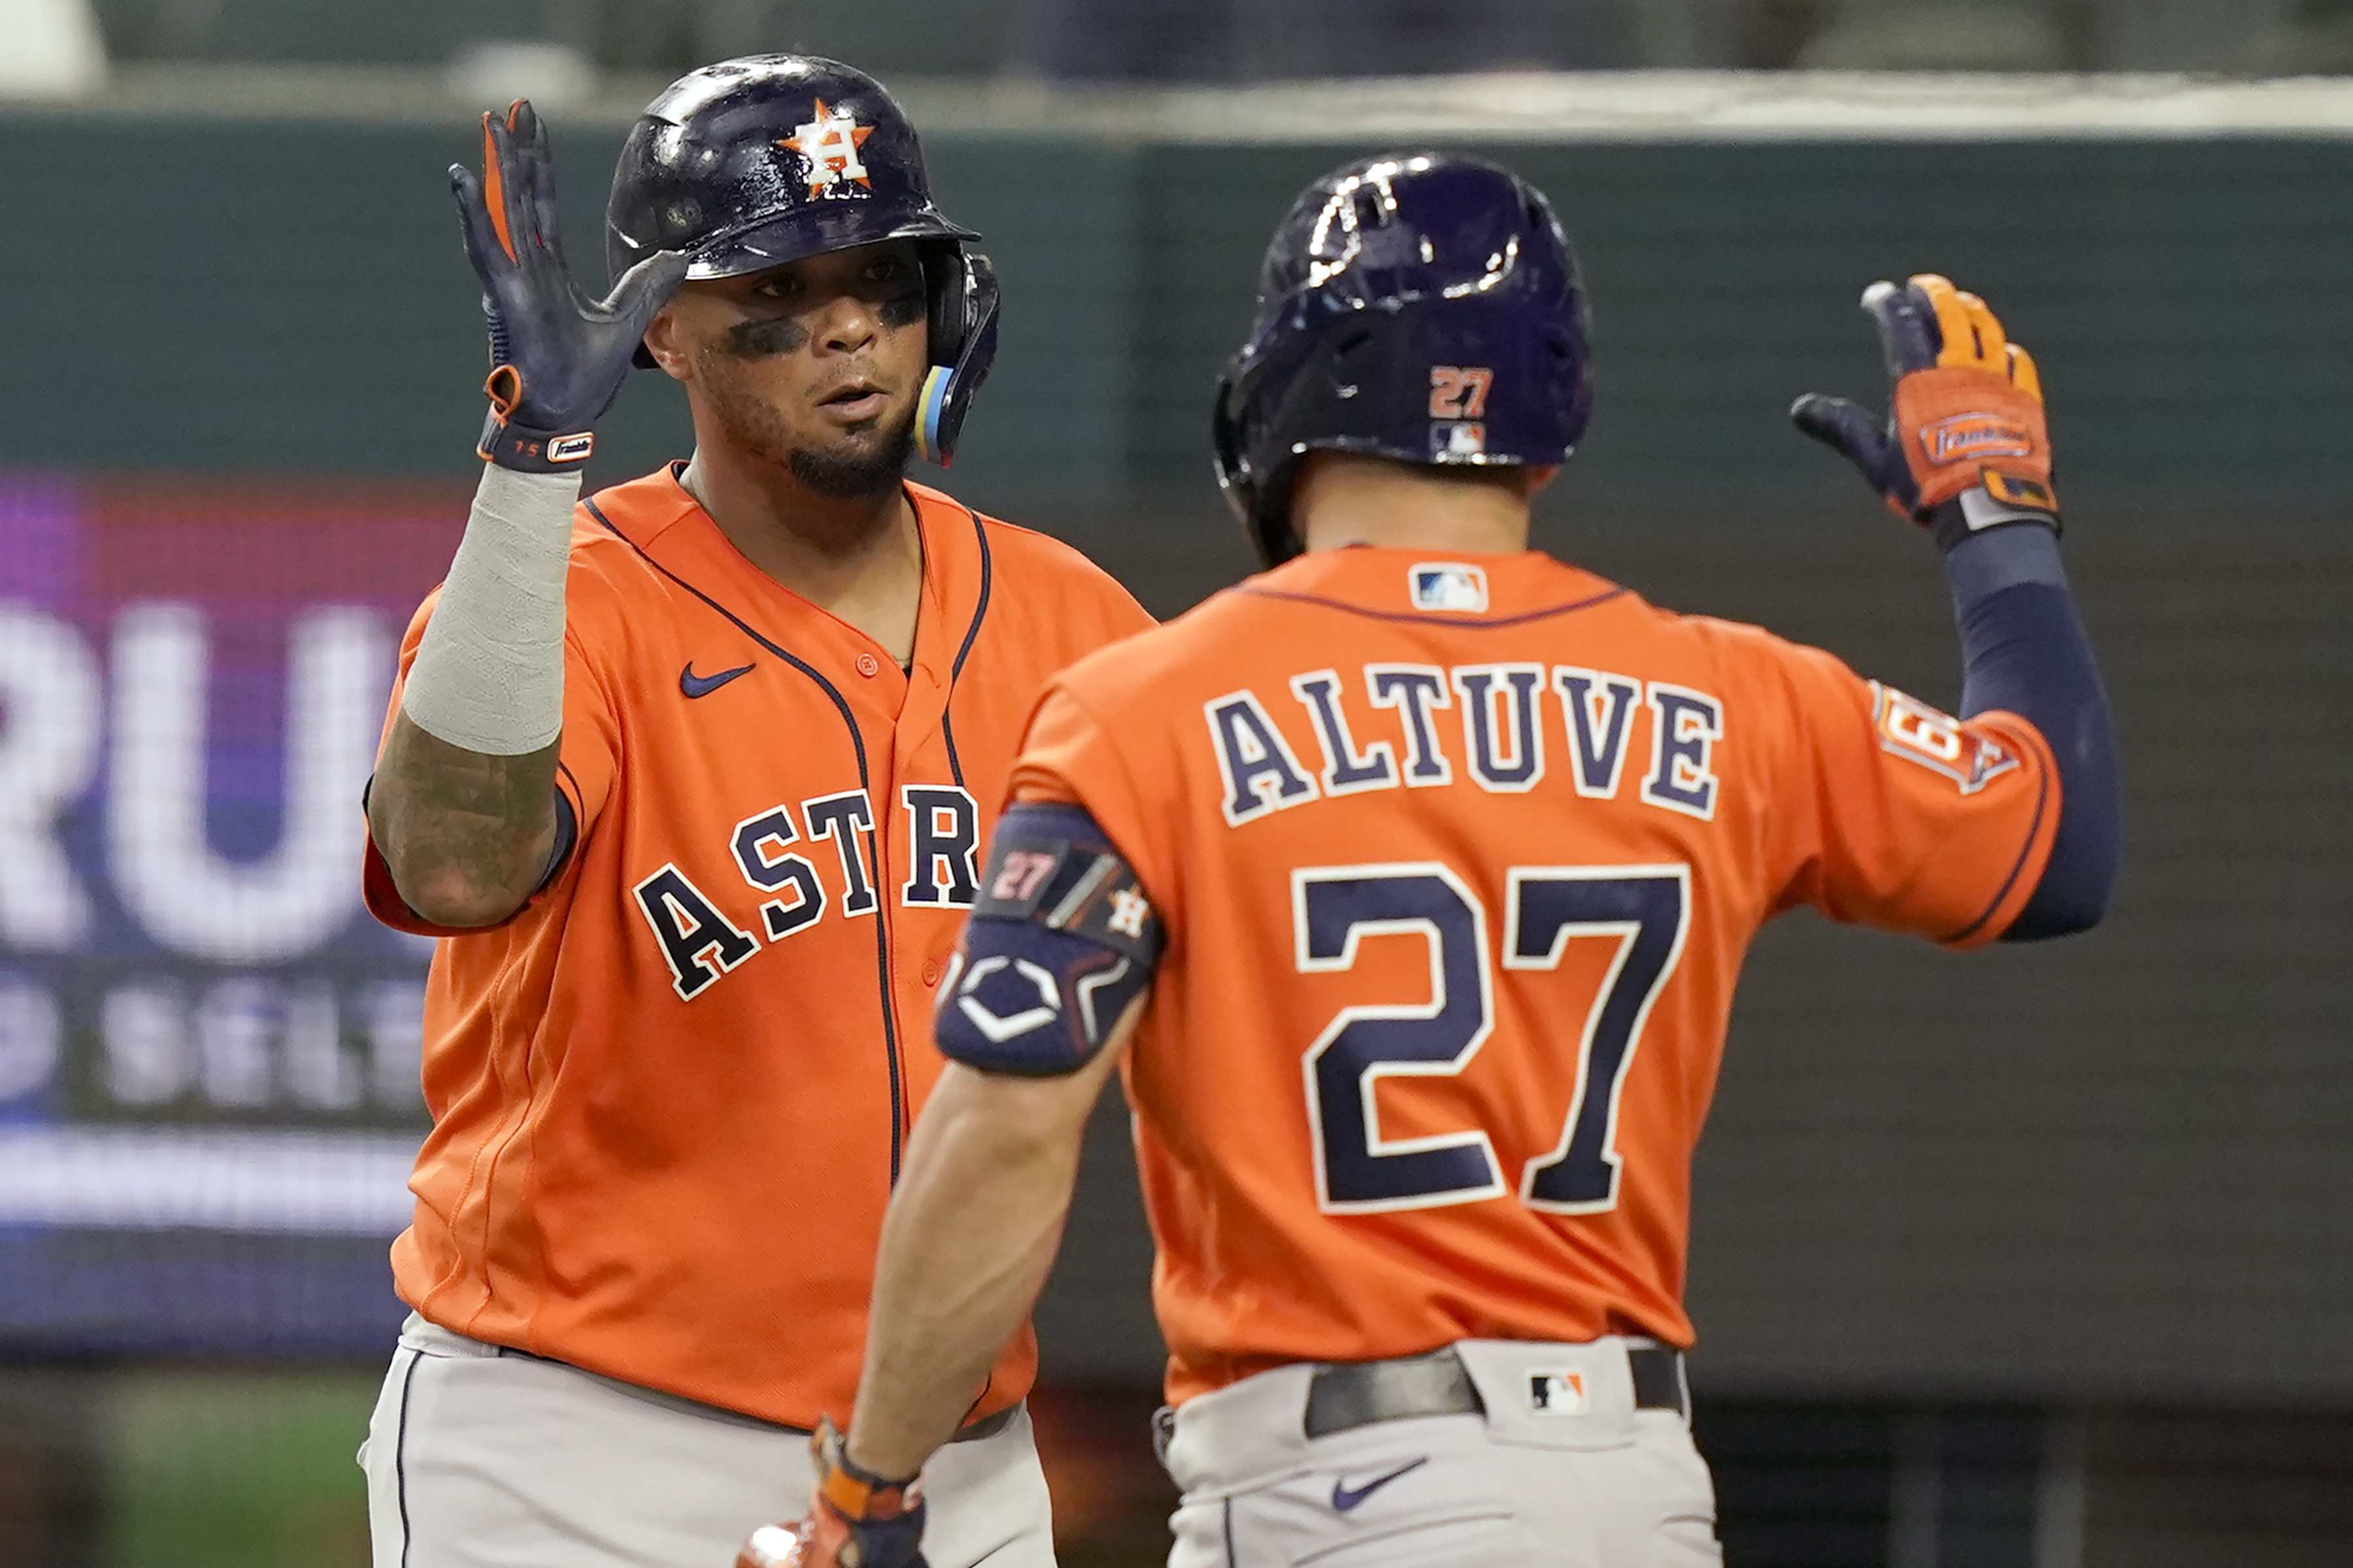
877, 315, 933, 382
697, 342, 814, 418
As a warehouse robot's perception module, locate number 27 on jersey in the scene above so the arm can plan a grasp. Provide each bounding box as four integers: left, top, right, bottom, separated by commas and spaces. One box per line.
1295, 861, 1690, 1217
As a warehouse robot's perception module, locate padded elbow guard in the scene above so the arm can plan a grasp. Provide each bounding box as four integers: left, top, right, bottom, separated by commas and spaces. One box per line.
935, 803, 1164, 1076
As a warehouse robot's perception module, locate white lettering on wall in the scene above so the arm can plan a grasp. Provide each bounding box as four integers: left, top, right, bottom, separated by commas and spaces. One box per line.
0, 605, 99, 950
0, 979, 61, 1103
108, 604, 390, 963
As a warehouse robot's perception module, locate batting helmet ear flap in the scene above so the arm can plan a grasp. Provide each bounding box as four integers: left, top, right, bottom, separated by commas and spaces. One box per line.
1214, 351, 1310, 569
1211, 369, 1258, 525
916, 248, 1000, 467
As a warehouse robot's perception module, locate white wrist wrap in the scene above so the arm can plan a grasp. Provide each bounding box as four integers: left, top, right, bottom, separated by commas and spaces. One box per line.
399, 465, 580, 756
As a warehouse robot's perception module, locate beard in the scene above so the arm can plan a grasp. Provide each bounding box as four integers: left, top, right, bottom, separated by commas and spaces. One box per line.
788, 415, 916, 499
698, 357, 915, 502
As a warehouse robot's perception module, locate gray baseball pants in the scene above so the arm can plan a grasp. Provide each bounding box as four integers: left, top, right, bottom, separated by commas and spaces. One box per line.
1160, 1337, 1719, 1567
361, 1313, 1054, 1568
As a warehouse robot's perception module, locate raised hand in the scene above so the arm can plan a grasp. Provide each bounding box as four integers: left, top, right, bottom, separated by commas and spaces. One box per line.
450, 100, 688, 471
1791, 273, 2058, 547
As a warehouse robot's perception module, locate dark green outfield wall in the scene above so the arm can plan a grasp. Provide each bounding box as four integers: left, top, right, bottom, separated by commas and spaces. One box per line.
3, 111, 2346, 1403
5, 119, 2350, 524
0, 118, 1135, 503
1126, 137, 2353, 516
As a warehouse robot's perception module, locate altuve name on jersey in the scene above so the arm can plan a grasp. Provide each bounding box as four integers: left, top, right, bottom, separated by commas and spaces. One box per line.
1209, 663, 1723, 826
630, 784, 980, 1001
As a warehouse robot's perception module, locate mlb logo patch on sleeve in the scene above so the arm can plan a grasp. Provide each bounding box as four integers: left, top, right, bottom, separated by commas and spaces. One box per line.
1410, 563, 1489, 614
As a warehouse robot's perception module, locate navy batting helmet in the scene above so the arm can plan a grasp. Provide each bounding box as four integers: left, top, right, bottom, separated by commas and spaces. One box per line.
606, 55, 998, 466
1213, 153, 1594, 567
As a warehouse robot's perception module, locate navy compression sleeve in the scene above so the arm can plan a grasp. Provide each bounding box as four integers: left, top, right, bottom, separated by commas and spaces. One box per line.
1941, 524, 2119, 939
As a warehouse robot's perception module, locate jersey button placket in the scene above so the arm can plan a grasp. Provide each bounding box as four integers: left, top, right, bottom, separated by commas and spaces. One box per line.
856, 651, 881, 678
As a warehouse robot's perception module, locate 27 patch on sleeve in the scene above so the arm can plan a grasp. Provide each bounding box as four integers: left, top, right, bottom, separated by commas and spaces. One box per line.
1871, 683, 2023, 795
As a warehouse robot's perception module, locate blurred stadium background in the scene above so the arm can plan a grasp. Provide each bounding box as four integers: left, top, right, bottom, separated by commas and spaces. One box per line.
1, 0, 2349, 1563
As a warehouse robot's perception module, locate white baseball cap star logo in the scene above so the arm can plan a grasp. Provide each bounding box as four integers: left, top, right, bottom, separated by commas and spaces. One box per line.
780, 99, 875, 197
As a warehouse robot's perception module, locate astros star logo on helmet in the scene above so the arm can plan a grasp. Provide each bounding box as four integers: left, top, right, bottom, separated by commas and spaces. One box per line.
781, 99, 875, 197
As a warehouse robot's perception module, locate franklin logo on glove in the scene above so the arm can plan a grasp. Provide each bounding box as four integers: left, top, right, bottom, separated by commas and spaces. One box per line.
1923, 412, 2033, 464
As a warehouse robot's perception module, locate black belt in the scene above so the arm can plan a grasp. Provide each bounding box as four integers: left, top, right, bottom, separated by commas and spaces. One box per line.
1303, 1344, 1685, 1439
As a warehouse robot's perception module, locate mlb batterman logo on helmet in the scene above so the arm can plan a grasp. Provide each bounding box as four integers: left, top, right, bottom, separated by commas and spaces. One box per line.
605, 55, 1000, 465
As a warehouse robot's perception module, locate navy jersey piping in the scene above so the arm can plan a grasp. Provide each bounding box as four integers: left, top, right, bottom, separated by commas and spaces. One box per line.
1937, 727, 2056, 946
584, 496, 908, 1183
392, 1345, 422, 1568
936, 495, 994, 791
1235, 584, 1627, 627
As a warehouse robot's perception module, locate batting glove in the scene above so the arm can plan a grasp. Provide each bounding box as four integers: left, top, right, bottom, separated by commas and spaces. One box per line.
735, 1419, 928, 1568
1791, 273, 2059, 552
449, 100, 687, 473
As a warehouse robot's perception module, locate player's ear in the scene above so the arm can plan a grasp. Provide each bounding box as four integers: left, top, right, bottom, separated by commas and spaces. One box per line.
639, 302, 696, 383
1522, 464, 1562, 497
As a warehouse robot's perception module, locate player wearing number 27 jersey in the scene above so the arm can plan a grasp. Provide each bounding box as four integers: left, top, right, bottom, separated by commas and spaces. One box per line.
1015, 537, 2053, 1396
748, 153, 2117, 1568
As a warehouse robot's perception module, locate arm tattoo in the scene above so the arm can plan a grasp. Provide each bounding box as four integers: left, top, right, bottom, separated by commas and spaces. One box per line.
370, 712, 561, 925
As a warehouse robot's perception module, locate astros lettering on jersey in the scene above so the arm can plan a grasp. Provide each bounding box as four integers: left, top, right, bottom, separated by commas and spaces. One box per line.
364, 466, 1150, 1427
1001, 544, 2056, 1405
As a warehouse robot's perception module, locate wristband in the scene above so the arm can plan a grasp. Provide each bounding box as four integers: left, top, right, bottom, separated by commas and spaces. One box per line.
478, 410, 595, 473
1928, 482, 2060, 555
476, 366, 596, 474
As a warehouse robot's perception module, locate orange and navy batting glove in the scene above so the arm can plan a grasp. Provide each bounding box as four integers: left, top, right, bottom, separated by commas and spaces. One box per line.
449, 101, 686, 473
1790, 273, 2060, 552
735, 1419, 928, 1568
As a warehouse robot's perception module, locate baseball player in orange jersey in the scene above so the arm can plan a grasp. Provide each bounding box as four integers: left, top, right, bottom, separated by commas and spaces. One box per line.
740, 154, 2118, 1567
355, 56, 1148, 1567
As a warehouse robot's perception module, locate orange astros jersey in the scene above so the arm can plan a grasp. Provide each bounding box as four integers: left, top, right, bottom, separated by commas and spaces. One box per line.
1005, 545, 2057, 1405
363, 465, 1150, 1428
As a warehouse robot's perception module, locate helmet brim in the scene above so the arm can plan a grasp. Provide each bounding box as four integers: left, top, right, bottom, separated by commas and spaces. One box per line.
681, 207, 980, 280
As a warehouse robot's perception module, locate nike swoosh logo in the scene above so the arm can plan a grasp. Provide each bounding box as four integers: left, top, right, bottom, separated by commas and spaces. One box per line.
1331, 1456, 1427, 1512
679, 662, 754, 699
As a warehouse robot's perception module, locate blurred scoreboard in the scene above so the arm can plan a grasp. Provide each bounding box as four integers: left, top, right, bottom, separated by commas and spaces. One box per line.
0, 471, 463, 1354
